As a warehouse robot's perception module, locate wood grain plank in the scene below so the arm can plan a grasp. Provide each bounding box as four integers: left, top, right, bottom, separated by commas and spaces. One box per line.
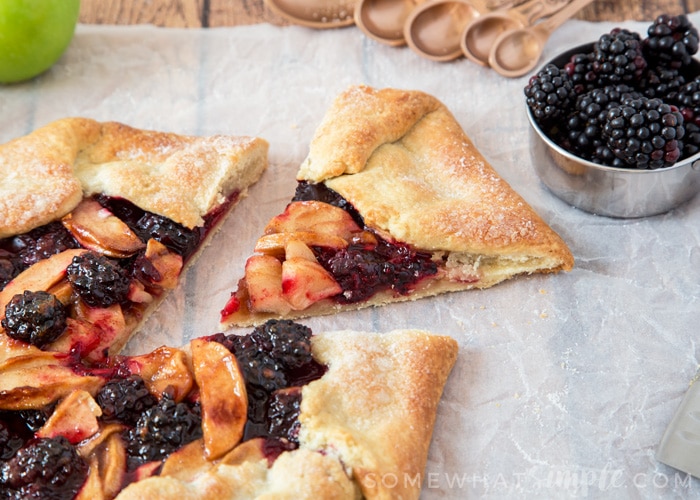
79, 0, 694, 26
207, 0, 289, 27
80, 0, 206, 27
575, 0, 685, 22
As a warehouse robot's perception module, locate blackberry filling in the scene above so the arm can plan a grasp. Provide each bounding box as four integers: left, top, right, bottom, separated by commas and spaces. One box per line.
95, 195, 201, 260
267, 387, 302, 443
0, 222, 79, 288
292, 182, 439, 303
0, 319, 325, 493
315, 241, 438, 304
122, 393, 203, 471
1, 290, 68, 347
0, 436, 88, 500
66, 252, 132, 308
211, 319, 327, 444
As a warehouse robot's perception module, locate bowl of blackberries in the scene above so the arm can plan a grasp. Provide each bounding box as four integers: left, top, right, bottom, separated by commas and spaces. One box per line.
525, 14, 700, 218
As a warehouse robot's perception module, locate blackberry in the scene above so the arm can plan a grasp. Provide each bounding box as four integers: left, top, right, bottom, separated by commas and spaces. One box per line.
66, 252, 131, 308
0, 436, 88, 499
602, 97, 685, 169
267, 387, 302, 443
644, 14, 699, 69
10, 222, 79, 271
682, 122, 700, 157
564, 84, 640, 159
124, 393, 202, 470
250, 319, 313, 370
1, 291, 67, 347
564, 51, 597, 92
0, 421, 23, 461
637, 66, 686, 99
667, 77, 700, 126
591, 28, 647, 85
95, 375, 158, 426
524, 64, 577, 121
0, 250, 19, 290
133, 213, 200, 259
232, 339, 287, 394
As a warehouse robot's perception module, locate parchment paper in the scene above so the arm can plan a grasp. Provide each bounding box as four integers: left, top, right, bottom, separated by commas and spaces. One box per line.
2, 12, 700, 498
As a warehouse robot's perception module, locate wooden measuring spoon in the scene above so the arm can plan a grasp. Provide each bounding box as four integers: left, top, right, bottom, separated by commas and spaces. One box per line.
460, 0, 567, 66
403, 0, 485, 61
354, 0, 423, 45
264, 0, 356, 28
488, 0, 594, 77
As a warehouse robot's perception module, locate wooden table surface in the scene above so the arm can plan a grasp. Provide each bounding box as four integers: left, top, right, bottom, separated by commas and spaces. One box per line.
79, 0, 700, 28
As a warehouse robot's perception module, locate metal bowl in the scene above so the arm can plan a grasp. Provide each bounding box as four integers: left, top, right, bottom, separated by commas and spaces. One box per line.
527, 43, 700, 218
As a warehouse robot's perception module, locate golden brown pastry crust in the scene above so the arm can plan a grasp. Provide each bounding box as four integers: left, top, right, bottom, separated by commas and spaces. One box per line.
301, 329, 458, 500
299, 85, 573, 268
0, 118, 269, 237
113, 329, 458, 500
116, 447, 361, 500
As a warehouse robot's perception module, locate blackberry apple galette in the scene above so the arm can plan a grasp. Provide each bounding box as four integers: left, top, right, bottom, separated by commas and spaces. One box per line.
0, 319, 458, 499
0, 117, 268, 361
220, 85, 574, 327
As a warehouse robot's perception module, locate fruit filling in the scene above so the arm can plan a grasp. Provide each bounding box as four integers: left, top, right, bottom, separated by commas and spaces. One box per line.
292, 181, 438, 303
208, 319, 326, 442
0, 193, 240, 357
0, 319, 326, 498
221, 182, 439, 319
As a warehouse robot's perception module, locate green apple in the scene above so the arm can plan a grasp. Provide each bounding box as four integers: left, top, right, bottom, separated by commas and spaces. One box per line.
0, 0, 80, 84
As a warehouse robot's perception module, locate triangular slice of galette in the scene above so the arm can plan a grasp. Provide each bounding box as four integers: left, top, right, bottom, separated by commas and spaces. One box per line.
0, 118, 268, 360
220, 85, 573, 327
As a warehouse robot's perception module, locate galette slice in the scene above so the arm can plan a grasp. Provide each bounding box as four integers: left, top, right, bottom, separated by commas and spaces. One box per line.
0, 320, 458, 500
0, 118, 268, 360
220, 85, 574, 327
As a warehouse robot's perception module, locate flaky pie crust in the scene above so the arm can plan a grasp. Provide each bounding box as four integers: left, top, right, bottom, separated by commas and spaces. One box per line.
0, 118, 269, 237
298, 85, 573, 269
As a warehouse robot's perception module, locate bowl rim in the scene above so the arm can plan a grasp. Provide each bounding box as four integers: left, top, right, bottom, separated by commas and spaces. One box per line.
526, 42, 700, 175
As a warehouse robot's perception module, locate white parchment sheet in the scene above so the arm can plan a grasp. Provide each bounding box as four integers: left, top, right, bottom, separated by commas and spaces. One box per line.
2, 12, 700, 499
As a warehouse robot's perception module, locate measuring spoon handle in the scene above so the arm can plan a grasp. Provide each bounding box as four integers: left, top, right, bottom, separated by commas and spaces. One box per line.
536, 0, 595, 36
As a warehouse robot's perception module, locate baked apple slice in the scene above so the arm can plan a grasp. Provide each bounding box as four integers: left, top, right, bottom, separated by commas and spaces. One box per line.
190, 338, 247, 460
126, 346, 194, 402
61, 199, 145, 258
243, 254, 292, 315
282, 257, 342, 310
0, 350, 102, 409
142, 238, 183, 290
37, 389, 102, 444
284, 239, 317, 261
264, 200, 363, 240
255, 231, 348, 255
